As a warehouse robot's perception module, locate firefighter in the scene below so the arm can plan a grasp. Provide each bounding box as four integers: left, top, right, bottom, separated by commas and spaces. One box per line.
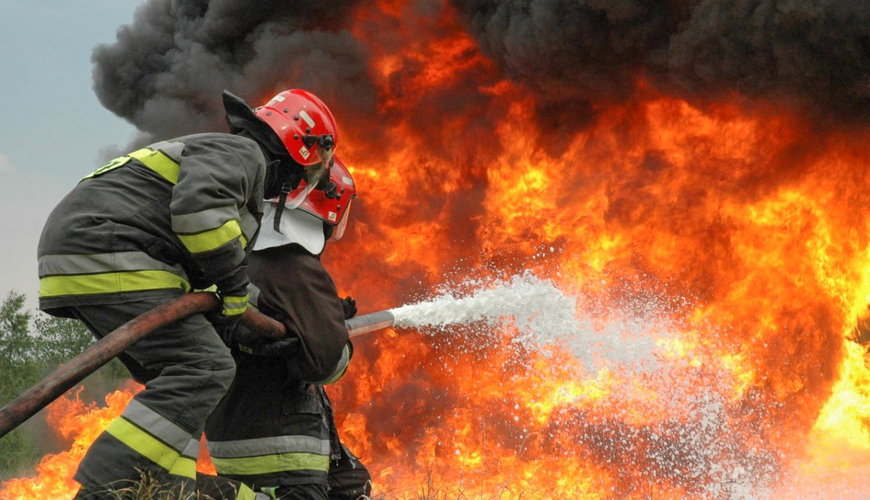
202, 156, 373, 500
36, 89, 339, 500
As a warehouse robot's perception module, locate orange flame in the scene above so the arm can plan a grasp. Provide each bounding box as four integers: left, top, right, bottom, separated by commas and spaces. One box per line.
6, 2, 870, 499
0, 382, 219, 499
0, 382, 140, 499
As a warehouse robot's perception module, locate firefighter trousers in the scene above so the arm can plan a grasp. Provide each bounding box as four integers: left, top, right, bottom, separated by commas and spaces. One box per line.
70, 295, 236, 500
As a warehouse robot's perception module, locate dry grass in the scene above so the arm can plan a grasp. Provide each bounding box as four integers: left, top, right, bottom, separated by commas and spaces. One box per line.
367, 470, 526, 500
83, 469, 525, 500
77, 470, 215, 500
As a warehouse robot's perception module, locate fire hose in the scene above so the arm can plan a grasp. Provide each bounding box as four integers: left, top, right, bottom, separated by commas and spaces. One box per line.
0, 292, 395, 439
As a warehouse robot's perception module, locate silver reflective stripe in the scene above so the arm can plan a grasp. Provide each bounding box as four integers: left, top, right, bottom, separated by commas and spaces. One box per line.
207, 435, 330, 459
246, 283, 261, 309
319, 344, 351, 385
239, 208, 259, 243
123, 400, 193, 453
149, 140, 185, 162
181, 438, 200, 459
38, 252, 186, 277
172, 205, 238, 234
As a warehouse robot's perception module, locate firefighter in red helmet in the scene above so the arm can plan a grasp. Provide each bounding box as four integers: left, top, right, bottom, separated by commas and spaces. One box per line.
37, 88, 339, 500
201, 156, 373, 500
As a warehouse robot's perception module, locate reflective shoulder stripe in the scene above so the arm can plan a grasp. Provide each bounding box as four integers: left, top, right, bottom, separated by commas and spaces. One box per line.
81, 156, 132, 181
148, 140, 185, 161
211, 452, 329, 476
39, 270, 191, 298
128, 148, 180, 185
177, 219, 243, 254
80, 147, 180, 184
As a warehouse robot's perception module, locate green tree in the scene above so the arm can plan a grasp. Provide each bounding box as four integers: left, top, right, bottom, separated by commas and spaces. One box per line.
0, 291, 128, 479
0, 291, 41, 477
32, 312, 98, 365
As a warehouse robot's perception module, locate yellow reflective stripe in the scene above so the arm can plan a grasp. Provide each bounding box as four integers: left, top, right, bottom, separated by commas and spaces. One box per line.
211, 452, 329, 476
106, 418, 185, 474
81, 156, 132, 180
81, 148, 180, 184
222, 294, 249, 316
177, 219, 242, 254
128, 148, 180, 184
237, 484, 257, 500
39, 270, 191, 298
168, 456, 197, 479
240, 233, 248, 249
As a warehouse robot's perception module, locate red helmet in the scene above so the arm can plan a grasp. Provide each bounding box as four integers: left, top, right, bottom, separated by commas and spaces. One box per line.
287, 155, 357, 242
256, 90, 338, 208
255, 89, 338, 166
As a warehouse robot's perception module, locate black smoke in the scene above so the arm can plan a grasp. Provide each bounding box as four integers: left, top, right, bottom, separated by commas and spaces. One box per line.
92, 0, 377, 144
450, 0, 870, 127
93, 0, 870, 148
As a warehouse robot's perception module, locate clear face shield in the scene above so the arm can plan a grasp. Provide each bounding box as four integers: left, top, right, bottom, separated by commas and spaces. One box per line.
328, 199, 353, 242
282, 134, 336, 209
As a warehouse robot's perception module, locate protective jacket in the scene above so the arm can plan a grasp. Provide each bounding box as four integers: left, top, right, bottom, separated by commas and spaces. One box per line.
37, 133, 266, 316
205, 243, 353, 490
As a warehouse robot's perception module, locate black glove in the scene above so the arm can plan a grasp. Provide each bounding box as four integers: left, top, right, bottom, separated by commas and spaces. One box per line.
341, 296, 357, 319
249, 336, 300, 357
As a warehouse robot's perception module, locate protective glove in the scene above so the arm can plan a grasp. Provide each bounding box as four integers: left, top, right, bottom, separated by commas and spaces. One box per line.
206, 266, 250, 342
230, 310, 299, 357
341, 296, 357, 319
249, 336, 300, 357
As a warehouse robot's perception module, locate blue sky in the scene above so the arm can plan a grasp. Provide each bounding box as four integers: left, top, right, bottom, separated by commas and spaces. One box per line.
0, 0, 142, 310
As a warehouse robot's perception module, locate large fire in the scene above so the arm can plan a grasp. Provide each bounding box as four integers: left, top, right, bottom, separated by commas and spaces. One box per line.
5, 1, 870, 499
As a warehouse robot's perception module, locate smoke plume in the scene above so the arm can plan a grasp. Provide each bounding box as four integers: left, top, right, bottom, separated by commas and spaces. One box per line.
450, 0, 870, 124
92, 0, 377, 144
91, 0, 870, 156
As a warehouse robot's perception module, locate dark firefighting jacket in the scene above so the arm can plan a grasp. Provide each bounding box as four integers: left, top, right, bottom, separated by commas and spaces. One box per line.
37, 133, 266, 316
205, 243, 352, 489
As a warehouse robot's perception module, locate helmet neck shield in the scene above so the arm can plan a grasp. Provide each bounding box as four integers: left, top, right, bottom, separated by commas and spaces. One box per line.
255, 203, 327, 255
223, 90, 289, 159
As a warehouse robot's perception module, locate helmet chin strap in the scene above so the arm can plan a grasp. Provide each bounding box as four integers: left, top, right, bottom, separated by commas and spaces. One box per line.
272, 168, 304, 233
273, 182, 292, 233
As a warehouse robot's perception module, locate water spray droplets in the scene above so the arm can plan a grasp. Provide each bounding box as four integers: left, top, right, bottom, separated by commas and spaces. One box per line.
385, 271, 790, 497
389, 271, 673, 373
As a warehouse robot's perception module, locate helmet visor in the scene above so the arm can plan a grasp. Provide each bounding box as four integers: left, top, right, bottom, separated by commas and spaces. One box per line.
328, 199, 353, 242
283, 140, 334, 209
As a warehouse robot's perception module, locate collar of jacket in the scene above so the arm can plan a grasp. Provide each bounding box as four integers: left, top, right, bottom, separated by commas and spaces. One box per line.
223, 90, 289, 159
254, 202, 326, 255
